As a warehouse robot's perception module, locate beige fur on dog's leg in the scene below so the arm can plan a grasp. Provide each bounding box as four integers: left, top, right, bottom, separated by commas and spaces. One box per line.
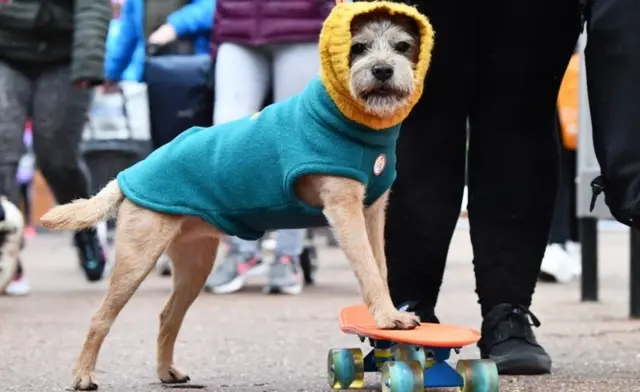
364, 190, 390, 293
319, 178, 419, 330
157, 221, 219, 384
71, 200, 183, 391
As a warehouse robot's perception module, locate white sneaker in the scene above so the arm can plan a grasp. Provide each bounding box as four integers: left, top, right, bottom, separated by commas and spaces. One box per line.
156, 253, 173, 277
460, 186, 469, 216
4, 274, 31, 296
539, 243, 576, 283
565, 241, 582, 277
96, 220, 108, 247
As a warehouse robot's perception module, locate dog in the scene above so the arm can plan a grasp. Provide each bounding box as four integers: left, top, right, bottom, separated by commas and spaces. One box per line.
0, 196, 24, 294
40, 2, 434, 390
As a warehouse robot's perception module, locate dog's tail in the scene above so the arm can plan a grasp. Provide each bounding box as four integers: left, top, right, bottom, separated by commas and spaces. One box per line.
40, 180, 124, 231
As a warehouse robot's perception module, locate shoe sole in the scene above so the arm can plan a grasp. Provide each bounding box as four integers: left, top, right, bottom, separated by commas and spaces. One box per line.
539, 267, 575, 284
208, 275, 245, 294
263, 282, 303, 295
492, 353, 552, 375
4, 281, 31, 296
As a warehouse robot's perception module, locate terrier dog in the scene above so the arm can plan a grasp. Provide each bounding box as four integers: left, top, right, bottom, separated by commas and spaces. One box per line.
0, 196, 24, 294
41, 2, 434, 390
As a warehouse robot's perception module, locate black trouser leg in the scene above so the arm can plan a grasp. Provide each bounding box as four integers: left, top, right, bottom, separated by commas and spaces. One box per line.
385, 0, 477, 310
566, 147, 578, 243
549, 114, 578, 245
31, 64, 93, 205
468, 0, 581, 315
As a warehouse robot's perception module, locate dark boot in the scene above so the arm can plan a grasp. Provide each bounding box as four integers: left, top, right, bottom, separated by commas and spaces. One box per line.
74, 227, 107, 282
478, 303, 551, 375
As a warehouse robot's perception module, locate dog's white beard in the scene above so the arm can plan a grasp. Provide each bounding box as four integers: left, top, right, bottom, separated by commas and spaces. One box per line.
363, 96, 409, 118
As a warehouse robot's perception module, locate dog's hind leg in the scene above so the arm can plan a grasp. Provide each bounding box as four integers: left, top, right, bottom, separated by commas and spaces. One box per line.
71, 200, 183, 391
157, 219, 219, 385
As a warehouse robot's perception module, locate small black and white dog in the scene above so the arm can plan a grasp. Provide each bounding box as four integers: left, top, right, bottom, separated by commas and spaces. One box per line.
0, 197, 24, 293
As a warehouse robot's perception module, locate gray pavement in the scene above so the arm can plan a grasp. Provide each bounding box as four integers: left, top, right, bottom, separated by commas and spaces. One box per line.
1, 227, 640, 391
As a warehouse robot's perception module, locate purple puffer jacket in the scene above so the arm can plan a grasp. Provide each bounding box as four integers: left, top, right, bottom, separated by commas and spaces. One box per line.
210, 0, 334, 57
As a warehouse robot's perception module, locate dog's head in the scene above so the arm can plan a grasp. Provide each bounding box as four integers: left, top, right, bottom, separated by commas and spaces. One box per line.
349, 11, 421, 119
319, 1, 434, 130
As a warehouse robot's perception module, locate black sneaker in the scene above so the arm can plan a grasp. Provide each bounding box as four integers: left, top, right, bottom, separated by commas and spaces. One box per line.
478, 303, 552, 375
397, 301, 440, 323
74, 228, 107, 282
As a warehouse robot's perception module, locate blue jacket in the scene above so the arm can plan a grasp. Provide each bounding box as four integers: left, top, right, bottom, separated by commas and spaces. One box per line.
105, 0, 215, 82
117, 77, 399, 240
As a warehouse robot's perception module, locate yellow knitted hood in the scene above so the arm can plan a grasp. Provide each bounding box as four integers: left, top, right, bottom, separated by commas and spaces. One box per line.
319, 1, 434, 130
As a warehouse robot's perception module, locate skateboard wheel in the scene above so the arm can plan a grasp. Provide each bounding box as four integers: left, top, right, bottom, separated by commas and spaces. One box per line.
381, 361, 423, 392
456, 359, 499, 392
392, 344, 427, 369
327, 348, 365, 389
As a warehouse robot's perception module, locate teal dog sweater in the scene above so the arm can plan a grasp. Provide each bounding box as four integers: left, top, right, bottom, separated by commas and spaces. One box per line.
117, 77, 400, 240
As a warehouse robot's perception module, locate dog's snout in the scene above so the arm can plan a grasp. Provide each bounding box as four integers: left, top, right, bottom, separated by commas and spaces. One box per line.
371, 64, 393, 81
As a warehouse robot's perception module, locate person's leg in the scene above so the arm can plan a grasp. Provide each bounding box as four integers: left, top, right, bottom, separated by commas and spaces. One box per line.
0, 61, 32, 295
31, 64, 108, 283
384, 0, 476, 321
467, 0, 581, 374
205, 43, 271, 294
540, 113, 576, 283
566, 148, 578, 243
0, 61, 30, 211
265, 42, 321, 295
563, 144, 581, 275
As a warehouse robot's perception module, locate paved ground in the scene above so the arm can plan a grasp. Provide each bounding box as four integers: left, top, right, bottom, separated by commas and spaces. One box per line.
2, 226, 640, 392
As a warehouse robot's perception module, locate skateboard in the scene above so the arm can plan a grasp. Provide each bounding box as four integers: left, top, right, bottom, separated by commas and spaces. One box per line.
327, 304, 499, 392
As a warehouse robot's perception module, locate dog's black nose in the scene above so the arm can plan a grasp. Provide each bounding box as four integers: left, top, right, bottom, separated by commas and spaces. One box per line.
372, 65, 393, 81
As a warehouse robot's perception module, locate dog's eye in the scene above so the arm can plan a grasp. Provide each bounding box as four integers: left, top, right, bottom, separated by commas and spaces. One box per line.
394, 41, 411, 53
351, 43, 367, 56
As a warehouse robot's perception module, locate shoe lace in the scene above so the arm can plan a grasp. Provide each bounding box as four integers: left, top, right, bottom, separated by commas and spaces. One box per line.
480, 305, 541, 348
489, 305, 541, 329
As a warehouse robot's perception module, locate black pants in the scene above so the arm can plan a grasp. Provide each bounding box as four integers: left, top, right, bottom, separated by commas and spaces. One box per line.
385, 0, 581, 316
549, 114, 578, 245
0, 60, 92, 207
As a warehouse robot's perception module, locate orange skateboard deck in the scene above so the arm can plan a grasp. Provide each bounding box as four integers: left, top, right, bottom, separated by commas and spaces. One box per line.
339, 305, 481, 348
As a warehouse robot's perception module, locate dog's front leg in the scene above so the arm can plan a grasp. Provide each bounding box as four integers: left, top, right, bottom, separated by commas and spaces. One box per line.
363, 190, 390, 293
321, 184, 419, 330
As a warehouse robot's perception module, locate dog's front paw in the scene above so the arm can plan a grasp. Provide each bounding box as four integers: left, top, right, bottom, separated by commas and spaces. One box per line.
158, 365, 190, 384
70, 372, 98, 391
375, 309, 421, 330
